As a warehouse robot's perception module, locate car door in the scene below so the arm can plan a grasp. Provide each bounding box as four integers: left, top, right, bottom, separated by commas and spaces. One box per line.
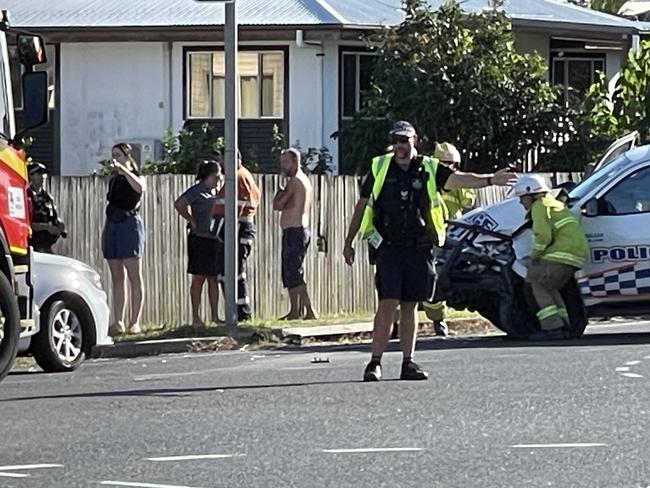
586, 131, 638, 177
578, 164, 650, 305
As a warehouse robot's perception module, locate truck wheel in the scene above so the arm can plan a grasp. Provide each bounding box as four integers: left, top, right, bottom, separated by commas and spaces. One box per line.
0, 273, 21, 382
32, 299, 87, 373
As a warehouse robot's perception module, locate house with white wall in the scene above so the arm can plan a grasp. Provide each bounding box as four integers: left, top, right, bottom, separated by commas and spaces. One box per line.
7, 0, 640, 174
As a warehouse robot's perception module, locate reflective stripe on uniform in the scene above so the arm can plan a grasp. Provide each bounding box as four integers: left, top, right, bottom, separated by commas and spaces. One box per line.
237, 297, 250, 305
240, 238, 253, 245
554, 216, 577, 229
557, 308, 569, 320
545, 251, 584, 267
537, 304, 559, 321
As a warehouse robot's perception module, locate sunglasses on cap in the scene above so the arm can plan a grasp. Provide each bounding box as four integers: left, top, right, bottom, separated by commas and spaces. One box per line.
390, 135, 411, 144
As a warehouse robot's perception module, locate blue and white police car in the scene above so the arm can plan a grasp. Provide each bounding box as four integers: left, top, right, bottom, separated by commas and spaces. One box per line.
435, 136, 650, 339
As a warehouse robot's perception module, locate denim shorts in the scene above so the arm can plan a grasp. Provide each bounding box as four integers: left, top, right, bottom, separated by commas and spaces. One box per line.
102, 211, 145, 260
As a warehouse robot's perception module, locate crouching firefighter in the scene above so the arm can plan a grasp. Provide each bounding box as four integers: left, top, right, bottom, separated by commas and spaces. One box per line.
422, 142, 476, 337
514, 175, 588, 341
343, 121, 516, 382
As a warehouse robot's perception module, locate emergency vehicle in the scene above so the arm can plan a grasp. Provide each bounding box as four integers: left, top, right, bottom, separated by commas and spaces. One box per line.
0, 11, 49, 381
435, 136, 650, 339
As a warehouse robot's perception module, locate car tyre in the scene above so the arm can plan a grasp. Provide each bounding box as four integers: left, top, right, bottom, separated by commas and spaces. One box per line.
32, 299, 87, 372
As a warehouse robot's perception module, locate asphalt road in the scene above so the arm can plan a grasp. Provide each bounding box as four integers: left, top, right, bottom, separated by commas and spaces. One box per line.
2, 320, 650, 488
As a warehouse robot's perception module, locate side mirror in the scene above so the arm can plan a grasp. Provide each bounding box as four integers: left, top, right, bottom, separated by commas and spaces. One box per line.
21, 71, 49, 131
16, 34, 47, 68
582, 198, 599, 217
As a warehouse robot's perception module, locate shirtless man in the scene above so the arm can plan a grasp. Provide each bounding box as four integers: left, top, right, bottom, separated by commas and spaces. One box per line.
273, 148, 317, 320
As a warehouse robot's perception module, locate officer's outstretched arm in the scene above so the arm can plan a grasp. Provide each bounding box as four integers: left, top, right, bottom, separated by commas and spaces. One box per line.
445, 168, 517, 190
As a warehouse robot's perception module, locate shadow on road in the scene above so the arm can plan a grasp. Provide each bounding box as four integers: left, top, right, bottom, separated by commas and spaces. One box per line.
293, 331, 650, 355
0, 379, 368, 403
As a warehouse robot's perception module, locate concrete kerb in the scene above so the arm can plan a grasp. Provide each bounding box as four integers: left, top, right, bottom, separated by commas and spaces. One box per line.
91, 318, 492, 359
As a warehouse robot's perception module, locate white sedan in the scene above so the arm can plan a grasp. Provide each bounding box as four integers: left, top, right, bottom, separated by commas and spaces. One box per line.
18, 252, 111, 372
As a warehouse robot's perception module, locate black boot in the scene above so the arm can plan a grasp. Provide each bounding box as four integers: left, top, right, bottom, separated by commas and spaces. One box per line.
528, 327, 569, 341
400, 361, 428, 381
363, 361, 382, 382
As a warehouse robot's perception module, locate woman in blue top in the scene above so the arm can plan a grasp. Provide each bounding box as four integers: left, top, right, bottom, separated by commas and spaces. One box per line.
174, 160, 223, 325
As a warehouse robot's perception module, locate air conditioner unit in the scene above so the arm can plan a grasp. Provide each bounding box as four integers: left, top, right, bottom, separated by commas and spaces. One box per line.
123, 138, 164, 164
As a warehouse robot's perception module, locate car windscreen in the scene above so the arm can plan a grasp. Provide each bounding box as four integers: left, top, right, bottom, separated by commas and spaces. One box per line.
569, 154, 630, 202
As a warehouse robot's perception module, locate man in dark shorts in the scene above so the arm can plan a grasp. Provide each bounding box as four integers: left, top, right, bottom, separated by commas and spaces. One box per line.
273, 148, 317, 320
343, 121, 516, 381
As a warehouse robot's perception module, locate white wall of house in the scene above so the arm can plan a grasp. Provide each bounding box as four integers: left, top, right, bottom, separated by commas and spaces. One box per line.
605, 49, 624, 80
322, 41, 340, 174
60, 42, 168, 175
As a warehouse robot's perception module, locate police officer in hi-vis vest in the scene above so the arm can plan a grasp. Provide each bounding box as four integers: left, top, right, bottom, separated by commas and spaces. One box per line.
343, 121, 516, 382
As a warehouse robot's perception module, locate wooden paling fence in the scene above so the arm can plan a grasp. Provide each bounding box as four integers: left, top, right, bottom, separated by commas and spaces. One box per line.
47, 172, 581, 326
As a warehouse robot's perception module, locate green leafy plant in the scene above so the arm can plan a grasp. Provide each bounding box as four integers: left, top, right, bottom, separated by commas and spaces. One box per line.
588, 0, 627, 14
335, 0, 566, 174
542, 40, 650, 170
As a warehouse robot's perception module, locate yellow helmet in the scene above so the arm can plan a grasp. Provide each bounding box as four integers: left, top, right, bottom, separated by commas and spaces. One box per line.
434, 142, 461, 164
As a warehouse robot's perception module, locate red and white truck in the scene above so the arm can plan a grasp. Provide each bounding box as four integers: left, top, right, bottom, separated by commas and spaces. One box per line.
0, 10, 49, 381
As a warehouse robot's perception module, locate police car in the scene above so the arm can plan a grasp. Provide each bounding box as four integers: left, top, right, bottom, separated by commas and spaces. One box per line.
435, 136, 650, 339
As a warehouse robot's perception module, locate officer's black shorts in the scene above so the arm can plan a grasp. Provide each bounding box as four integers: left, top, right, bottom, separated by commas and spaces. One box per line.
375, 244, 436, 302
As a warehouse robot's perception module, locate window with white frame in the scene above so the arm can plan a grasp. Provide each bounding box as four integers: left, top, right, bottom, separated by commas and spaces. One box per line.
187, 50, 284, 119
551, 55, 605, 106
341, 51, 376, 119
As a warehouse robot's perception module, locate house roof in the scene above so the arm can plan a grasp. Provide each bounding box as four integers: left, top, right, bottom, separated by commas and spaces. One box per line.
5, 0, 640, 32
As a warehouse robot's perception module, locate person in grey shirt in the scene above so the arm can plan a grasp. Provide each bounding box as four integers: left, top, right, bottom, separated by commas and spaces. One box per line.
174, 160, 223, 325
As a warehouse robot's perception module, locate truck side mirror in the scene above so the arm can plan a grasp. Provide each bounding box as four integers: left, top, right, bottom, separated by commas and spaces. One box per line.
21, 72, 49, 131
582, 198, 599, 217
16, 34, 47, 68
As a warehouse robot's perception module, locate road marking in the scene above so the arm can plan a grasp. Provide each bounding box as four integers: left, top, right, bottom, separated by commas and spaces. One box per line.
0, 464, 64, 471
146, 454, 241, 462
621, 372, 644, 378
511, 443, 606, 449
0, 464, 63, 479
625, 360, 642, 366
100, 482, 206, 488
616, 367, 630, 372
323, 448, 424, 453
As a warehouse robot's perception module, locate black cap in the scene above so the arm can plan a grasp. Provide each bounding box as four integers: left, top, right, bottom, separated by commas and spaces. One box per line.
28, 162, 47, 175
389, 120, 416, 137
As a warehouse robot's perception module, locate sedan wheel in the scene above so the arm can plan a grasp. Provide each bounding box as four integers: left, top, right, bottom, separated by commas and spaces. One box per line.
33, 299, 87, 372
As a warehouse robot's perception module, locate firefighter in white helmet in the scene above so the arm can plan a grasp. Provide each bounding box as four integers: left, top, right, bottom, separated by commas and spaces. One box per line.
422, 142, 476, 336
515, 174, 588, 340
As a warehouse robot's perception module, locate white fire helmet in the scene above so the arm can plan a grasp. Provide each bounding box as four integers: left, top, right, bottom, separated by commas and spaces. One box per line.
513, 174, 551, 197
